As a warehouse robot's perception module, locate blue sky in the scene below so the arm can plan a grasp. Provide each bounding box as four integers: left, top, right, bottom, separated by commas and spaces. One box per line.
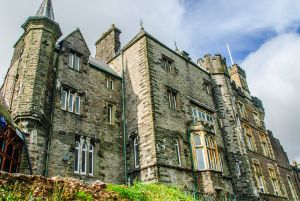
0, 0, 300, 162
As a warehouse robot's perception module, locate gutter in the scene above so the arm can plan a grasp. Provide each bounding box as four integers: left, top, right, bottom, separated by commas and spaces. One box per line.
121, 51, 128, 184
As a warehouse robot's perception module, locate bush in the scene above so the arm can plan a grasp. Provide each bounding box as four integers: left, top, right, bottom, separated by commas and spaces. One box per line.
107, 182, 195, 201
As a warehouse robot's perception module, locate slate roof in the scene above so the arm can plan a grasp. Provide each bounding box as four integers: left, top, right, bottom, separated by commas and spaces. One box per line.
89, 57, 121, 78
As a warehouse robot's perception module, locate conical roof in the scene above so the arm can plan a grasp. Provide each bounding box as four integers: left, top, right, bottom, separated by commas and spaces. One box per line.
35, 0, 55, 21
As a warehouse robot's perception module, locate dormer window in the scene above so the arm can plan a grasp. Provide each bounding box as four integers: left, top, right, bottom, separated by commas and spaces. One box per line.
68, 52, 80, 71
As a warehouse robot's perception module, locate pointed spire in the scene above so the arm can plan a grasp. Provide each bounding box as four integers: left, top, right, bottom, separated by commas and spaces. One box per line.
36, 0, 55, 21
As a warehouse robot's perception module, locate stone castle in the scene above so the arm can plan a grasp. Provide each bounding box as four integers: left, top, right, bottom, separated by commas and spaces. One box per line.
1, 0, 299, 200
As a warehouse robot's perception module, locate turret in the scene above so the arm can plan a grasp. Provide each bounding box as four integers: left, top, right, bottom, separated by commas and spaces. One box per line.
197, 54, 229, 75
95, 24, 121, 63
229, 64, 250, 95
1, 0, 62, 175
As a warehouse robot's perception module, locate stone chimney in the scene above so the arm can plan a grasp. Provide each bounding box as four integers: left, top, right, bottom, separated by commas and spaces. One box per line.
95, 24, 121, 63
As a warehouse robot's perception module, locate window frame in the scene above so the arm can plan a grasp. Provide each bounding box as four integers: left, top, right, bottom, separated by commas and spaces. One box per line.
162, 55, 174, 73
175, 139, 181, 166
61, 88, 81, 115
167, 89, 177, 110
88, 144, 94, 176
133, 137, 140, 168
68, 52, 80, 71
192, 134, 222, 171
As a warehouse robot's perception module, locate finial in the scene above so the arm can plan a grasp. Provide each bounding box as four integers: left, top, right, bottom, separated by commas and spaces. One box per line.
139, 19, 144, 31
36, 0, 55, 21
174, 41, 179, 52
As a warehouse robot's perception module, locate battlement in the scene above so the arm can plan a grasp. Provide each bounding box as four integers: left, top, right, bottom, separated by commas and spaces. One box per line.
228, 64, 246, 78
197, 54, 228, 75
251, 96, 264, 110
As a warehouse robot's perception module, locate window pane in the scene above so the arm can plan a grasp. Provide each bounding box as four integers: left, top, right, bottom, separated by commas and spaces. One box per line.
134, 138, 139, 168
68, 54, 73, 68
69, 93, 74, 112
61, 90, 67, 110
74, 56, 80, 71
74, 148, 78, 172
75, 96, 80, 114
89, 145, 93, 175
196, 148, 205, 170
108, 105, 112, 124
194, 135, 202, 146
81, 143, 86, 173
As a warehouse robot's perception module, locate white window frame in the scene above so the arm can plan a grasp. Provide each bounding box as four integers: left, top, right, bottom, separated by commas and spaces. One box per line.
134, 137, 140, 168
68, 92, 74, 112
74, 141, 80, 174
69, 53, 80, 71
175, 139, 181, 166
75, 96, 80, 114
61, 89, 68, 110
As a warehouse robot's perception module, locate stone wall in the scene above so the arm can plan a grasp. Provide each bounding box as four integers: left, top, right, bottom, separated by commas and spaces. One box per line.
47, 29, 124, 184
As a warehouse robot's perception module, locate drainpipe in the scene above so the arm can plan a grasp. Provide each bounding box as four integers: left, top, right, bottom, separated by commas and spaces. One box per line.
44, 53, 59, 177
121, 51, 128, 185
188, 126, 198, 199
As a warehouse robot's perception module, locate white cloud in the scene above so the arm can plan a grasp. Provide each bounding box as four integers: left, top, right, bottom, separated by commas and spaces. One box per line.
242, 33, 300, 162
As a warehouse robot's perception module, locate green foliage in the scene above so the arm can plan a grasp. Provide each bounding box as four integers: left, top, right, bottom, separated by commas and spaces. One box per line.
107, 182, 195, 201
75, 191, 93, 201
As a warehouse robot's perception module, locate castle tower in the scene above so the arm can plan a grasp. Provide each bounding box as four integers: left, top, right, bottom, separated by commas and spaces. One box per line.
229, 64, 251, 99
199, 55, 258, 200
95, 24, 121, 63
0, 0, 62, 175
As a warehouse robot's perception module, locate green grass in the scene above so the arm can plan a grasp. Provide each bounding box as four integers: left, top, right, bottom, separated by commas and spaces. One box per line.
107, 182, 195, 201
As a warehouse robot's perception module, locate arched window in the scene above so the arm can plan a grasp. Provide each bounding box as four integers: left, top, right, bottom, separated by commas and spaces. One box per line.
133, 137, 139, 168
74, 141, 80, 173
88, 145, 93, 176
288, 176, 298, 201
81, 143, 86, 174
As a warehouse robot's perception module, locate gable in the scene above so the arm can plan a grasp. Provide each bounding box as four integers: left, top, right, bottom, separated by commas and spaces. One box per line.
59, 28, 91, 56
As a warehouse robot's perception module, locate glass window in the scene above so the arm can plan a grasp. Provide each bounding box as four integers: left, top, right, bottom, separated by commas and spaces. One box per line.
69, 53, 80, 71
167, 89, 177, 109
288, 176, 298, 200
75, 96, 80, 114
61, 90, 67, 110
81, 143, 86, 174
134, 137, 139, 168
196, 148, 205, 170
68, 93, 74, 112
108, 104, 113, 124
88, 145, 93, 176
74, 141, 80, 173
175, 139, 181, 166
162, 56, 174, 73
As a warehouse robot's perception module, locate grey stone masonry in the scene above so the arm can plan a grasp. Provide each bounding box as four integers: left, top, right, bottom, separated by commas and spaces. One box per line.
95, 24, 121, 63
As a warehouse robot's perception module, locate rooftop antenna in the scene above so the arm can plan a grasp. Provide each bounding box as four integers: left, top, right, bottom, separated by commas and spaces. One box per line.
139, 19, 144, 30
227, 43, 234, 66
